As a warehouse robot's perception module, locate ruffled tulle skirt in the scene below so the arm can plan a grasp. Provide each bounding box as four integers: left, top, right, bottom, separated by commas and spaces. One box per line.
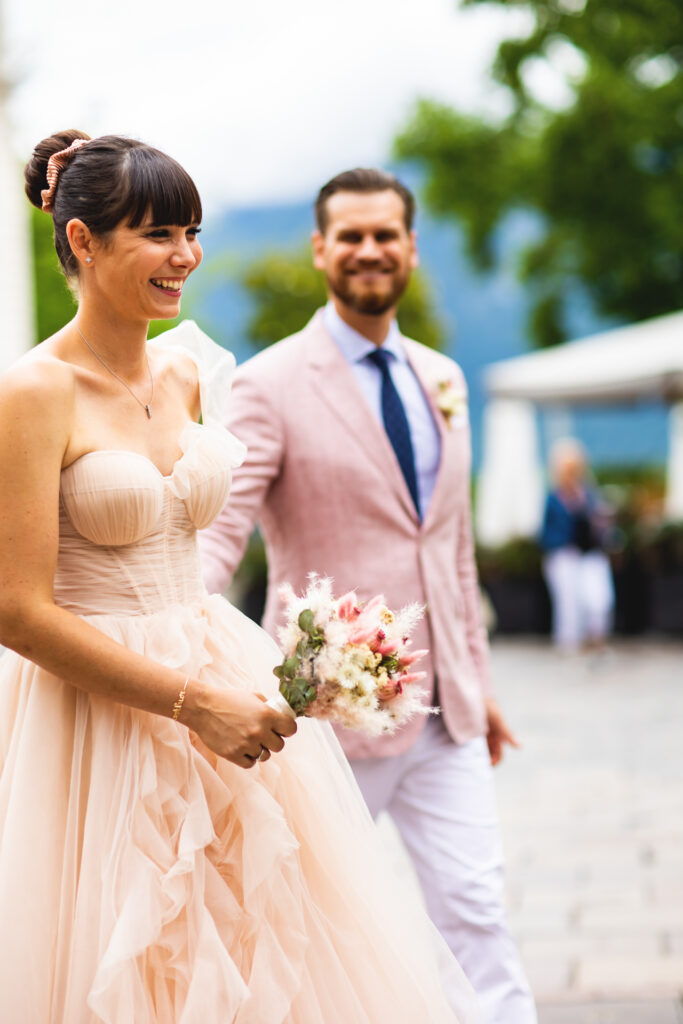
0, 595, 478, 1023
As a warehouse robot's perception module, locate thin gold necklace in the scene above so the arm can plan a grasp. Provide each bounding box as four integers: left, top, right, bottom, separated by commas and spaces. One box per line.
75, 324, 154, 419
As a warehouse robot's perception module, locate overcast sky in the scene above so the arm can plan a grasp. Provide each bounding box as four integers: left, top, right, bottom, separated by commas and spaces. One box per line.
3, 0, 553, 212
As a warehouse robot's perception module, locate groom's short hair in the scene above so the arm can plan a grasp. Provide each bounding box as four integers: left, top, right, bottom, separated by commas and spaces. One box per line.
314, 168, 415, 234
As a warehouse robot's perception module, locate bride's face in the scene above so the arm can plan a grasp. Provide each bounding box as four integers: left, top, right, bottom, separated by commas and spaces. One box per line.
88, 218, 203, 323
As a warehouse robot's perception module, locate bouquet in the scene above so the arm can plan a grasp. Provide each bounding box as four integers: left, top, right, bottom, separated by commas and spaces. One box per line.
267, 576, 434, 735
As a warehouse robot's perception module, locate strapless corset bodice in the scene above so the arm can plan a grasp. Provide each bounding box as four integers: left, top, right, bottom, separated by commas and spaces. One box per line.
55, 422, 244, 616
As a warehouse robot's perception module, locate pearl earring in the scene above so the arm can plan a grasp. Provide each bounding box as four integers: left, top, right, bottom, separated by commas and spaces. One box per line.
85, 257, 92, 264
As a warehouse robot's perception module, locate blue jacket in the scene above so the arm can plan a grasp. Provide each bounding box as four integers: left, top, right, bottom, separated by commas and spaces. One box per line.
540, 490, 601, 552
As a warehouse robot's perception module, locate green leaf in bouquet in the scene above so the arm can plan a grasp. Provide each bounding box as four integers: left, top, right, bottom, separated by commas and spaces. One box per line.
279, 676, 317, 714
296, 638, 309, 658
273, 654, 302, 680
309, 630, 325, 652
381, 653, 400, 673
298, 609, 316, 635
282, 655, 301, 678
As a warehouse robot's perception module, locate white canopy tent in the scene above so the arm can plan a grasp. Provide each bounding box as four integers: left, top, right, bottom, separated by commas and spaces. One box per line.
475, 310, 683, 546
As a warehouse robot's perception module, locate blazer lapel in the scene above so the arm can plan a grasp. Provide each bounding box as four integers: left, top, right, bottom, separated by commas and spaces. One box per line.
403, 339, 453, 530
304, 314, 419, 522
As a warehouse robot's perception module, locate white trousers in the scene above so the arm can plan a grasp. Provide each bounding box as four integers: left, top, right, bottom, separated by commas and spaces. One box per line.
350, 717, 536, 1024
543, 547, 614, 650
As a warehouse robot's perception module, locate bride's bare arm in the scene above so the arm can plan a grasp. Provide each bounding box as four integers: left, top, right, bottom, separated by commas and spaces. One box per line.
0, 359, 295, 769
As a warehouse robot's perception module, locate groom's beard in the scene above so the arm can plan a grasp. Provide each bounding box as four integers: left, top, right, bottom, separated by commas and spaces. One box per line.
326, 265, 410, 316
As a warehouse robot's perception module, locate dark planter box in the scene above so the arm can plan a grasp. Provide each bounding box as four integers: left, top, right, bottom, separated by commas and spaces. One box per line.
649, 572, 683, 635
483, 565, 683, 637
484, 577, 551, 635
612, 558, 652, 635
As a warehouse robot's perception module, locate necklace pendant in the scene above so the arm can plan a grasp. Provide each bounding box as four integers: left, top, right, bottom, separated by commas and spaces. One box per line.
145, 405, 152, 419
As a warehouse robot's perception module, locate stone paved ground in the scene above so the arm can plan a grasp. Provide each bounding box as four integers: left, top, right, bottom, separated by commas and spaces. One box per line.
537, 1000, 682, 1023
378, 638, 683, 1023
492, 639, 683, 1020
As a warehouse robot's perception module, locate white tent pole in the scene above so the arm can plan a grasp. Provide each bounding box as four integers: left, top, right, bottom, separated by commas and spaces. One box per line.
0, 6, 34, 373
475, 398, 545, 546
665, 402, 683, 521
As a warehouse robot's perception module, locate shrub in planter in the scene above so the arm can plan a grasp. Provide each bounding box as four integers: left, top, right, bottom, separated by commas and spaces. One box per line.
476, 539, 551, 635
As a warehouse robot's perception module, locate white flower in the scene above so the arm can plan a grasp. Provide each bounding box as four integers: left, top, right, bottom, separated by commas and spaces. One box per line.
432, 379, 467, 428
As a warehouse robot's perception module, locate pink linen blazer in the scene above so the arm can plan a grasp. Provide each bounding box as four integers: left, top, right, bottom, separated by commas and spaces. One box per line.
200, 311, 491, 758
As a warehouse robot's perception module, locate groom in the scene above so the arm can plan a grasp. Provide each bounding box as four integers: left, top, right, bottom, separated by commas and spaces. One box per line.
201, 169, 536, 1023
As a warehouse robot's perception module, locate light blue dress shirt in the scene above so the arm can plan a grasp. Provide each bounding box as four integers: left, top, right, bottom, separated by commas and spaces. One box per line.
323, 303, 442, 516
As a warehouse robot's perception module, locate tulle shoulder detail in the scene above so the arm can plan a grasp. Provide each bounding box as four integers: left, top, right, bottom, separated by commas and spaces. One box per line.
149, 320, 245, 430
169, 421, 239, 527
150, 322, 246, 516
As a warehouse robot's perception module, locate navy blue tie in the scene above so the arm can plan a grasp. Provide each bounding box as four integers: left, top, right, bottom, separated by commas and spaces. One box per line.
367, 348, 421, 518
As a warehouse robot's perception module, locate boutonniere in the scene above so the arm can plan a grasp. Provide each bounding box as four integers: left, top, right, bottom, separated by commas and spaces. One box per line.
432, 379, 467, 428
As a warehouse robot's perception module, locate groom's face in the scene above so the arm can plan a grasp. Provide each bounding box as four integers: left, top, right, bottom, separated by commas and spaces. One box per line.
312, 190, 418, 316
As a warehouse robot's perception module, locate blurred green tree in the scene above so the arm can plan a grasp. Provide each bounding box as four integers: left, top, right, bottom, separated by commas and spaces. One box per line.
31, 207, 182, 343
394, 0, 683, 347
241, 246, 447, 351
31, 207, 76, 342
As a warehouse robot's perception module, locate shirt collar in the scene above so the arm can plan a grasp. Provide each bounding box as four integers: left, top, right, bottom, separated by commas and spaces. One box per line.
323, 302, 406, 365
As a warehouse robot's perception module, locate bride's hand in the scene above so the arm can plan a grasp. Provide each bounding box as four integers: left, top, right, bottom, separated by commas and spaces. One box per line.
182, 683, 297, 768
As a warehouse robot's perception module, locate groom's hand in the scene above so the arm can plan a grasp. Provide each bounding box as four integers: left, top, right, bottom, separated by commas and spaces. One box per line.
484, 697, 521, 766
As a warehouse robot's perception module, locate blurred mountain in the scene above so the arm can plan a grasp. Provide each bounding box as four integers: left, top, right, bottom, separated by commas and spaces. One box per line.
185, 197, 668, 471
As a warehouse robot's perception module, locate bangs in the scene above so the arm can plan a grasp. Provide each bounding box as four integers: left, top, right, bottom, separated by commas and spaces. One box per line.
124, 147, 202, 228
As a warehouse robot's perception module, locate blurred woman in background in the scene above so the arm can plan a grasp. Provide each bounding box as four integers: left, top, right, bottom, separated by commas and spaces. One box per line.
541, 438, 615, 653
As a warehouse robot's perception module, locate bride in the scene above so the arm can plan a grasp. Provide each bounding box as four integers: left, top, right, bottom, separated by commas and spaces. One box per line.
0, 129, 479, 1023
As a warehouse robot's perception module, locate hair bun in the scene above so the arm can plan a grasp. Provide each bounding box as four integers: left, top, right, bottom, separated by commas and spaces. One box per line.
24, 129, 91, 210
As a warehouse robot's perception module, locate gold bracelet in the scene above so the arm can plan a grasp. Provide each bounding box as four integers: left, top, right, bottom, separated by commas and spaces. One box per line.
172, 677, 190, 721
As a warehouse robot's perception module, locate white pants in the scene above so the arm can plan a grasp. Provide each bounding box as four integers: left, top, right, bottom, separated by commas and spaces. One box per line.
543, 547, 614, 650
350, 717, 536, 1024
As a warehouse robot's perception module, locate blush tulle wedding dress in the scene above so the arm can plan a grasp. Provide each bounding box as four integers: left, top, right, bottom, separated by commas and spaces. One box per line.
0, 321, 479, 1024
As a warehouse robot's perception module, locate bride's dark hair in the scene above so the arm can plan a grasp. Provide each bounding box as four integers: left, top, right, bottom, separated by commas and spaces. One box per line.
24, 129, 202, 280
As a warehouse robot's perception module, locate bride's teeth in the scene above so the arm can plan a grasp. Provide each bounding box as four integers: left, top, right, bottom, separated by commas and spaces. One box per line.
153, 279, 183, 290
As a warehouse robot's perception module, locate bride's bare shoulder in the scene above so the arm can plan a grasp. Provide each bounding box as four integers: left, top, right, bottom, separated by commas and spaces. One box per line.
151, 344, 200, 417
156, 345, 197, 384
0, 341, 76, 419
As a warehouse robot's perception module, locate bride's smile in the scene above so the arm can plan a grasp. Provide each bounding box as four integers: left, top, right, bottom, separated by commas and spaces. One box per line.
79, 220, 203, 324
